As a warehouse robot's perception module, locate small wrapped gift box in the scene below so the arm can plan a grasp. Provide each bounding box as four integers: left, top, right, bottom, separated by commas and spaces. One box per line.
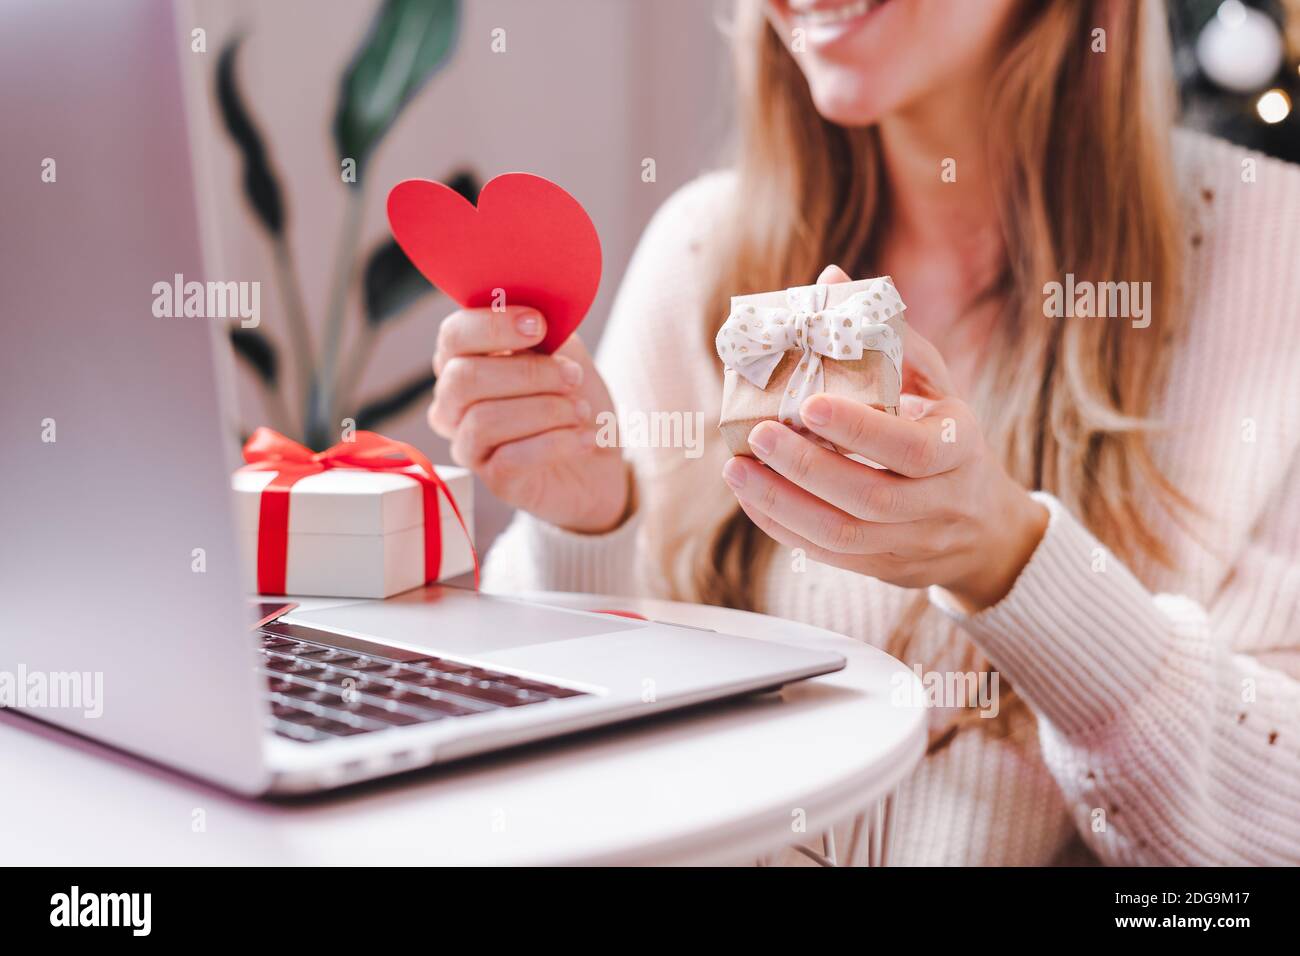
715, 276, 906, 456
232, 428, 475, 599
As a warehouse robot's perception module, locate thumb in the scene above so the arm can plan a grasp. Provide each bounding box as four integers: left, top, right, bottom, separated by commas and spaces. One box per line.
816, 263, 852, 284
900, 321, 956, 399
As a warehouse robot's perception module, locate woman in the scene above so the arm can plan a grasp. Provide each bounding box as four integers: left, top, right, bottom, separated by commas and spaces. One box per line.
427, 0, 1300, 865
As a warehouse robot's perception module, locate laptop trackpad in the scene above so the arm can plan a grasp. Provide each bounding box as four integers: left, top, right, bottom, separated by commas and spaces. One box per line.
284, 586, 641, 656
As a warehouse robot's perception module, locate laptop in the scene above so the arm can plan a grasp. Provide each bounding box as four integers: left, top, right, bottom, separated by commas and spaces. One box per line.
0, 0, 844, 796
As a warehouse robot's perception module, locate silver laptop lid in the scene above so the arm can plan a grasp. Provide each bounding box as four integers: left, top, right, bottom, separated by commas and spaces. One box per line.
0, 0, 268, 793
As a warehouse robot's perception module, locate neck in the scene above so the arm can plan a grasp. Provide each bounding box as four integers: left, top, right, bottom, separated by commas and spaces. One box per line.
875, 88, 1005, 289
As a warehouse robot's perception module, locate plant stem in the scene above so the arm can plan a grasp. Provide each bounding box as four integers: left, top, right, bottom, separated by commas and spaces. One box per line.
270, 236, 315, 438
317, 186, 367, 434
338, 322, 378, 418
259, 377, 296, 436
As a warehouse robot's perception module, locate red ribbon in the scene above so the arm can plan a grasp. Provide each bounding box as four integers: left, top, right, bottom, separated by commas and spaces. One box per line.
239, 427, 478, 595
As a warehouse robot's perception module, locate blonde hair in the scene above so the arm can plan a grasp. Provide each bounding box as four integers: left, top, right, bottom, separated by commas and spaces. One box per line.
660, 0, 1190, 744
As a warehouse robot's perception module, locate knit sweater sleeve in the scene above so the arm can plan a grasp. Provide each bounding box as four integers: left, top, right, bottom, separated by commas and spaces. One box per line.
931, 472, 1300, 865
482, 173, 732, 598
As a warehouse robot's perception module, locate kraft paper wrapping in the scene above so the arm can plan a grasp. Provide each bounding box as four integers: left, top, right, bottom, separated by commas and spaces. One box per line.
715, 277, 906, 457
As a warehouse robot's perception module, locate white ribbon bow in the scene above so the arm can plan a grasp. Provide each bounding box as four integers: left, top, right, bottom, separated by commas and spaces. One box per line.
715, 278, 905, 429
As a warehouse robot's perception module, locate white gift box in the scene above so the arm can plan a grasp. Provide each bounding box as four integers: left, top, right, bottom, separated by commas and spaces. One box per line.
231, 465, 474, 599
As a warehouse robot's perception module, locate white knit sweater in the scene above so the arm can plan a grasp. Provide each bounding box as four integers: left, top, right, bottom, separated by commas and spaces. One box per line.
482, 130, 1300, 865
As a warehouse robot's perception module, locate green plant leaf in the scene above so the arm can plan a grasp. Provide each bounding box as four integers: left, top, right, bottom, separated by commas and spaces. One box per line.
304, 380, 335, 452
444, 168, 480, 205
215, 36, 286, 236
354, 369, 437, 431
363, 168, 478, 326
334, 0, 460, 183
229, 326, 279, 385
363, 238, 432, 326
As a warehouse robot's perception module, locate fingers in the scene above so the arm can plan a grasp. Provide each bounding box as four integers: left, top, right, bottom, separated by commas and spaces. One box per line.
729, 463, 969, 580
798, 393, 977, 478
429, 353, 584, 435
449, 394, 591, 468
481, 428, 594, 501
735, 500, 842, 567
722, 456, 911, 555
745, 421, 939, 521
434, 306, 547, 374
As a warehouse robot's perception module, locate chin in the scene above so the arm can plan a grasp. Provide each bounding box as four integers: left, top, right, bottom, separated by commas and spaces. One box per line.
769, 0, 919, 126
769, 0, 1015, 127
803, 69, 899, 127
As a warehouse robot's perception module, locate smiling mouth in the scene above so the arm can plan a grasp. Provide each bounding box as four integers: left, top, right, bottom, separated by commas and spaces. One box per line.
789, 0, 881, 29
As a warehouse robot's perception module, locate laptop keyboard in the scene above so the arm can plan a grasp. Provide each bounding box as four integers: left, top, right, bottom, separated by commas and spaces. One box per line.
256, 621, 587, 743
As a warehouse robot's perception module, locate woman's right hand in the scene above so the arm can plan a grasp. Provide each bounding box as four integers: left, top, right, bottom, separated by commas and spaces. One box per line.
427, 306, 630, 534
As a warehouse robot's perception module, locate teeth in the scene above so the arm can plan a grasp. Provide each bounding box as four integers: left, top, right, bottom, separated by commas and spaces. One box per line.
795, 0, 874, 27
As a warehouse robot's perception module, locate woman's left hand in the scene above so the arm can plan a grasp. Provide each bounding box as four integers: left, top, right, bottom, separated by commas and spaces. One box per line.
722, 320, 1048, 612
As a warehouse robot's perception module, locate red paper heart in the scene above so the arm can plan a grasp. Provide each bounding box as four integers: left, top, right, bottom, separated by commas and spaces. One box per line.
387, 173, 602, 355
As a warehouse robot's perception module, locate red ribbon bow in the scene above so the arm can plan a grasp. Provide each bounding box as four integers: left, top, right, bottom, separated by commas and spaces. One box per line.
239, 426, 478, 595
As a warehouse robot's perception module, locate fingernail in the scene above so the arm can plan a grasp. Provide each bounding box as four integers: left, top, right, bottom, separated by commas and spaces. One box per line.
802, 397, 831, 427
722, 459, 747, 490
573, 398, 591, 421
557, 356, 584, 387
515, 311, 542, 337
748, 424, 775, 458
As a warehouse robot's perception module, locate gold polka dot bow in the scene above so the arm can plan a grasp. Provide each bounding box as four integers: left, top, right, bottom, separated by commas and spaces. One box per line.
715, 277, 905, 430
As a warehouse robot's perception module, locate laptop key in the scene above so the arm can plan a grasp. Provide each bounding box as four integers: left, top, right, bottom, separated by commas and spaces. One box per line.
305, 716, 370, 737
463, 667, 512, 681
356, 662, 424, 682
271, 701, 306, 720
386, 691, 478, 718
281, 686, 332, 703
403, 672, 497, 700
336, 701, 424, 727
313, 668, 356, 684
295, 647, 363, 665
271, 704, 370, 738
404, 672, 460, 689
348, 657, 400, 673
435, 677, 543, 707
305, 686, 429, 724
419, 665, 582, 702
353, 678, 478, 711
271, 693, 386, 729
470, 678, 541, 706
263, 657, 329, 678
269, 718, 331, 743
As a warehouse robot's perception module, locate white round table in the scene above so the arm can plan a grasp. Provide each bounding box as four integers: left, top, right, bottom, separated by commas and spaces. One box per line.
0, 591, 926, 866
